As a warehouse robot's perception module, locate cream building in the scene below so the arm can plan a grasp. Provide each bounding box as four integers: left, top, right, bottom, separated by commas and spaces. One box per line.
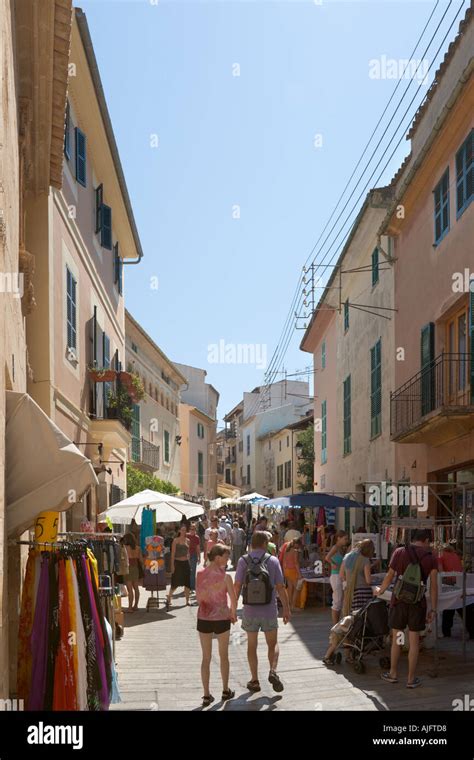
0, 0, 72, 698
259, 413, 314, 497
126, 311, 185, 490
301, 188, 395, 532
174, 363, 219, 500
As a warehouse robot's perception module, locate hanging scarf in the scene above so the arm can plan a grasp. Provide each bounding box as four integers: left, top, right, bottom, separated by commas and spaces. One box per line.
17, 550, 37, 702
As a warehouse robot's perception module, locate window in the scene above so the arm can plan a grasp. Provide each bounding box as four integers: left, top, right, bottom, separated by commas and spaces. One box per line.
164, 430, 170, 464
103, 332, 111, 411
370, 339, 382, 438
279, 440, 282, 452
268, 440, 271, 450
75, 127, 87, 187
277, 464, 283, 491
66, 267, 77, 351
246, 434, 250, 455
456, 130, 473, 217
344, 299, 349, 331
372, 247, 379, 286
287, 436, 290, 448
421, 322, 435, 414
132, 342, 138, 353
247, 464, 251, 485
161, 393, 164, 406
434, 168, 450, 244
64, 101, 71, 160
197, 422, 205, 439
343, 375, 351, 455
101, 205, 112, 250
225, 468, 231, 484
95, 185, 103, 234
321, 340, 326, 369
284, 460, 292, 489
198, 452, 204, 485
321, 400, 327, 464
114, 242, 123, 295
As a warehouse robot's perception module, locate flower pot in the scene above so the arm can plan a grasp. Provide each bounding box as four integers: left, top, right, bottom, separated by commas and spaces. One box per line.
118, 371, 143, 403
89, 368, 117, 383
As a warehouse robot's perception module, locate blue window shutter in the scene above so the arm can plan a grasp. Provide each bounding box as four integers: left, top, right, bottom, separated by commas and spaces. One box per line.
75, 127, 87, 186
372, 248, 379, 286
456, 130, 473, 216
114, 243, 122, 295
64, 101, 71, 160
101, 205, 112, 249
433, 168, 449, 243
95, 185, 103, 233
420, 323, 435, 415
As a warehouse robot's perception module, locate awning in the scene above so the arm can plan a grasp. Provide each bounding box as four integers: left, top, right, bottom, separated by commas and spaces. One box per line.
261, 492, 369, 509
6, 391, 99, 537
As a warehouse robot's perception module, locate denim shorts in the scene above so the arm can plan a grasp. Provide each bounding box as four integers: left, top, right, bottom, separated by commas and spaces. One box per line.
242, 615, 278, 633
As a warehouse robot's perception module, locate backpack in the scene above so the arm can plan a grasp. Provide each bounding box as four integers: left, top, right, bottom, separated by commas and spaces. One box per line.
242, 553, 273, 605
393, 545, 429, 605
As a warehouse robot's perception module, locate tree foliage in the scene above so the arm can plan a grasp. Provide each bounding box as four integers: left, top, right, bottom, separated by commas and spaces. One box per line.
126, 464, 179, 496
296, 424, 314, 492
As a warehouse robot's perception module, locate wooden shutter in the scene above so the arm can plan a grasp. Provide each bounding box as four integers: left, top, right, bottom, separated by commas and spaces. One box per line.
95, 185, 103, 233
75, 127, 87, 186
421, 323, 435, 415
101, 205, 112, 250
114, 242, 123, 295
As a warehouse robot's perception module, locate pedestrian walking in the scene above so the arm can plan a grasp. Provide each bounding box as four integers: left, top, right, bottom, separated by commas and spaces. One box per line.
324, 530, 350, 624
167, 524, 191, 607
122, 533, 142, 613
281, 538, 303, 612
205, 516, 227, 543
376, 529, 438, 689
196, 544, 238, 707
234, 531, 291, 694
230, 521, 246, 569
187, 522, 201, 593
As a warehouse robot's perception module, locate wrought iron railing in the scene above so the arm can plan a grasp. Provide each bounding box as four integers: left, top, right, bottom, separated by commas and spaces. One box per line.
130, 437, 160, 469
110, 485, 125, 505
390, 353, 473, 439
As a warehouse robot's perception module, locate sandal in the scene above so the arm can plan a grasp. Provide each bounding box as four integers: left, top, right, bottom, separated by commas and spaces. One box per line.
323, 657, 335, 667
222, 688, 235, 701
406, 678, 422, 689
246, 680, 261, 693
381, 672, 398, 684
268, 670, 284, 693
202, 694, 214, 707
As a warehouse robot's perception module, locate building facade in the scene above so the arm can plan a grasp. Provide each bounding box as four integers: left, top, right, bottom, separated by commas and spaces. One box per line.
301, 189, 395, 531
126, 311, 185, 489
174, 363, 219, 500
259, 412, 314, 497
384, 11, 474, 514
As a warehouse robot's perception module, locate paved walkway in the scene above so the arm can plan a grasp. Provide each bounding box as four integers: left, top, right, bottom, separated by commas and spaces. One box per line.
111, 588, 474, 712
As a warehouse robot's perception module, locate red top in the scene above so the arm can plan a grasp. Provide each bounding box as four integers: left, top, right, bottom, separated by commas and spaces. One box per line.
438, 552, 462, 573
187, 533, 201, 557
389, 545, 438, 607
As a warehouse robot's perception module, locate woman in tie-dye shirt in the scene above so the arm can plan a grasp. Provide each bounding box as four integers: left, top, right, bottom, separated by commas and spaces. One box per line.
196, 544, 237, 707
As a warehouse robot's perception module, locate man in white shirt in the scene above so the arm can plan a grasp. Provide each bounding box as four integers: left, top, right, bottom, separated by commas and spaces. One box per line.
205, 516, 227, 543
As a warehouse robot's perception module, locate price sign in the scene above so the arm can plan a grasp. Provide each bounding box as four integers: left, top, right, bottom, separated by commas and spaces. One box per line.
34, 511, 59, 543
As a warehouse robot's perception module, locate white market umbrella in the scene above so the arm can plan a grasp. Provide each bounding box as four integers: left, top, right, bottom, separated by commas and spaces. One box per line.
237, 492, 268, 503
6, 391, 99, 537
99, 488, 204, 525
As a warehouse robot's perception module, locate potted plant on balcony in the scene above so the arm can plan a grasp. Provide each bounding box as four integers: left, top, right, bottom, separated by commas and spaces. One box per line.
106, 386, 133, 431
88, 365, 117, 383
118, 370, 145, 403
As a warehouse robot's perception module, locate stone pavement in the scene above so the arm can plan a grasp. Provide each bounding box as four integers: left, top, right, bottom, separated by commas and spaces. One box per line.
111, 588, 474, 712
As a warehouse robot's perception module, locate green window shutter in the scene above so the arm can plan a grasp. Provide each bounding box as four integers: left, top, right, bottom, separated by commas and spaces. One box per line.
372, 248, 379, 286
102, 332, 111, 411
101, 205, 112, 250
198, 452, 204, 485
164, 430, 170, 463
95, 184, 103, 233
420, 323, 435, 415
322, 340, 326, 370
434, 168, 450, 243
75, 127, 87, 186
114, 242, 123, 295
343, 375, 351, 455
344, 300, 349, 331
66, 267, 77, 350
456, 129, 473, 216
321, 400, 327, 464
131, 404, 141, 462
370, 340, 382, 438
64, 101, 71, 160
469, 292, 474, 403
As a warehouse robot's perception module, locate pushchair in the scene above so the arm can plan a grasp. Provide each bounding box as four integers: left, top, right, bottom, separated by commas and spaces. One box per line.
331, 597, 391, 674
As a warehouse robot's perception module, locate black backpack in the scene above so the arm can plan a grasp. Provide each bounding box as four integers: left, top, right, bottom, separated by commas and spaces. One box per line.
242, 553, 273, 605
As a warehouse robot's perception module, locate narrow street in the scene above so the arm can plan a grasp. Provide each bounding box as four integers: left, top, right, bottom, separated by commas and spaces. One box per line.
112, 587, 474, 712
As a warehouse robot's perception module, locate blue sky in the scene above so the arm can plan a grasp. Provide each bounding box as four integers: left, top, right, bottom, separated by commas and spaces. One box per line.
79, 0, 469, 424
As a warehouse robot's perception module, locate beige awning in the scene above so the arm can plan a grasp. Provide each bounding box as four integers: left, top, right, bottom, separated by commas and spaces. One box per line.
6, 391, 99, 537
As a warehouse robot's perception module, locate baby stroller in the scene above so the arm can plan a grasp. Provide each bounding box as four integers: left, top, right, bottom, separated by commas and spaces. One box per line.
331, 597, 390, 674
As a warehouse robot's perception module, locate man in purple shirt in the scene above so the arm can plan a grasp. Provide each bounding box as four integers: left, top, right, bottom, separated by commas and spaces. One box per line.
234, 531, 291, 693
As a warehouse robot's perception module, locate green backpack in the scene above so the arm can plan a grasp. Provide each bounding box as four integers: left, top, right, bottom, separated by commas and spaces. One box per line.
393, 545, 428, 605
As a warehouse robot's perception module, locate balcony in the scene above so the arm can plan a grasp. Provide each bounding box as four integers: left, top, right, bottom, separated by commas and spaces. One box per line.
89, 381, 132, 451
130, 436, 160, 471
110, 484, 125, 506
225, 454, 237, 465
391, 353, 474, 445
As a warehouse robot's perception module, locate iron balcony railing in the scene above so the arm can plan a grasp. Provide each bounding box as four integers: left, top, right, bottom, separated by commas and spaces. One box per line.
110, 485, 125, 506
390, 353, 473, 439
131, 437, 160, 470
